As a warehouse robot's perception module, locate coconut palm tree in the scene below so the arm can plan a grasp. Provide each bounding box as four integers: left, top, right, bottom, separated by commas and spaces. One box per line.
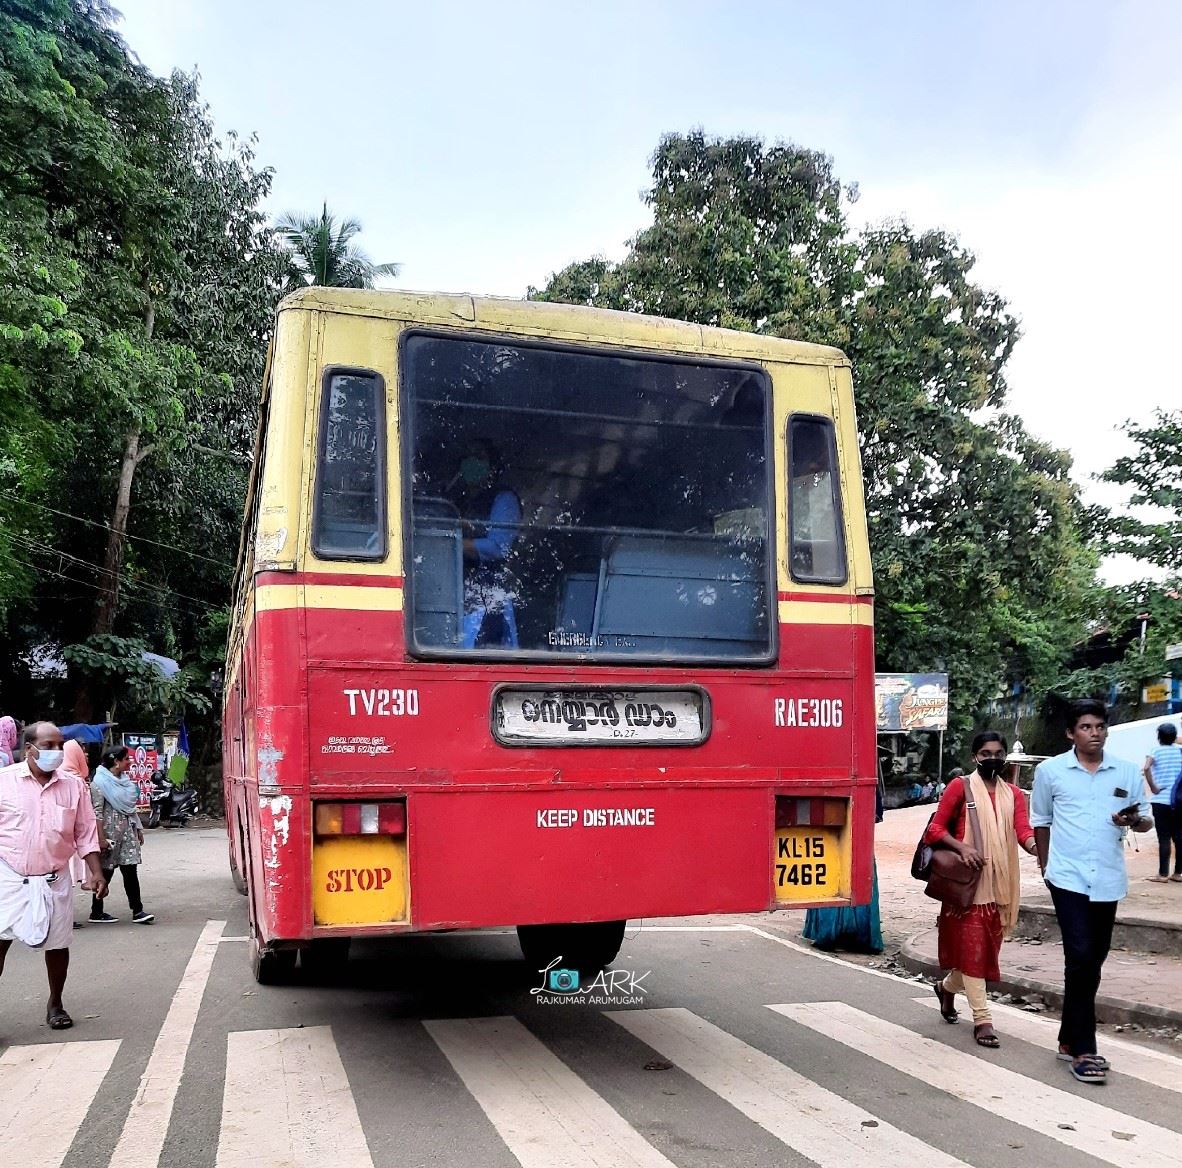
275, 202, 401, 289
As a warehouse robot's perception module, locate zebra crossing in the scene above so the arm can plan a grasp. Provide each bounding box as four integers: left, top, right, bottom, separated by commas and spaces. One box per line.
4, 992, 1180, 1168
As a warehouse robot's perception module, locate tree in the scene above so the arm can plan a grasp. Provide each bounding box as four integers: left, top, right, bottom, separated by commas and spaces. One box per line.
276, 202, 400, 289
533, 130, 1097, 747
1094, 409, 1182, 571
0, 0, 285, 739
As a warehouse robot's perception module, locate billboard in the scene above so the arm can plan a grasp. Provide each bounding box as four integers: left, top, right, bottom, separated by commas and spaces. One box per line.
122, 732, 160, 811
875, 673, 949, 732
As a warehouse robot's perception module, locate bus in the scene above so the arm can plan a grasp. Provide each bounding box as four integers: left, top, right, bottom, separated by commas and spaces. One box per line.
223, 288, 876, 983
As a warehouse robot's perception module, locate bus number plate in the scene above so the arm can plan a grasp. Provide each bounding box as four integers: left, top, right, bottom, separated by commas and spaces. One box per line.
774, 827, 841, 901
494, 689, 707, 746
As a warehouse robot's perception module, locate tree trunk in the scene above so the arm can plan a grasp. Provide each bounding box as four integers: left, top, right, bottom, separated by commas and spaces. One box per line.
92, 427, 141, 635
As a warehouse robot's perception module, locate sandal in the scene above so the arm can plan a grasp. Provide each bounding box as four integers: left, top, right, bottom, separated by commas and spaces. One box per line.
1070, 1054, 1107, 1083
974, 1024, 1000, 1048
1170, 874, 1182, 882
1147, 875, 1170, 883
46, 1005, 73, 1030
1058, 1047, 1109, 1070
933, 979, 959, 1024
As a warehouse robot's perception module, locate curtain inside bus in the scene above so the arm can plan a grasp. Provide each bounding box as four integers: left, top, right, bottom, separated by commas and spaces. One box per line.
402, 334, 773, 661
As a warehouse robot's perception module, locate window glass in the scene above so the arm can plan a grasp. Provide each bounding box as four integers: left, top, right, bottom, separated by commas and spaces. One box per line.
789, 416, 846, 584
403, 335, 772, 660
313, 370, 385, 560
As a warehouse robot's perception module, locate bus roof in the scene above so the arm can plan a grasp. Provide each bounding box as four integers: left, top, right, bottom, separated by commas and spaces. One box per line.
278, 287, 850, 367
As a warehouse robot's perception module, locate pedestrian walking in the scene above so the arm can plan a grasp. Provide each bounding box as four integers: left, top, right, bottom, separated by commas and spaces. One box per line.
0, 722, 107, 1029
1142, 722, 1182, 883
1031, 699, 1152, 1084
0, 715, 18, 767
61, 740, 92, 899
89, 747, 154, 925
927, 731, 1036, 1048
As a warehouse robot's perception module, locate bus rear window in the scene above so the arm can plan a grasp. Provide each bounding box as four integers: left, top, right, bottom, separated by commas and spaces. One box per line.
313, 369, 386, 561
403, 335, 773, 661
788, 416, 847, 584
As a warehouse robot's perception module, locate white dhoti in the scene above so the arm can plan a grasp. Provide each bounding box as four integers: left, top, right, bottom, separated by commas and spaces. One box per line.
0, 861, 74, 949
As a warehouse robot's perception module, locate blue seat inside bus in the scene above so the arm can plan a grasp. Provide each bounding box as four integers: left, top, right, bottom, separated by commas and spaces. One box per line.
583, 535, 766, 656
410, 498, 463, 646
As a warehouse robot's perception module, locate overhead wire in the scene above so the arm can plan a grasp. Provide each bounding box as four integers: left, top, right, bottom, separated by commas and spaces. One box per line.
0, 488, 237, 569
5, 536, 225, 613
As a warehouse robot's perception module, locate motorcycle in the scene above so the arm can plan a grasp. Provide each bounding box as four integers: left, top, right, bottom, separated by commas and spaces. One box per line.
146, 769, 200, 828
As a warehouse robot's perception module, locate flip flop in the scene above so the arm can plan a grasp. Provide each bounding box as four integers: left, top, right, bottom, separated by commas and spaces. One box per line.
1069, 1054, 1107, 1084
1170, 875, 1182, 882
46, 1006, 73, 1030
974, 1024, 1000, 1048
1058, 1048, 1109, 1070
933, 980, 959, 1024
1147, 875, 1170, 883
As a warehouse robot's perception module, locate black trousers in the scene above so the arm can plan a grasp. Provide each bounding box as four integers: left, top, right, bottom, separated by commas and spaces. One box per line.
92, 864, 143, 916
1048, 883, 1117, 1057
1151, 803, 1182, 876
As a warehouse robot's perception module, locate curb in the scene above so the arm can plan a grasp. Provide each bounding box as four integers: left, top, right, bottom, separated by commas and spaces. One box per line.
899, 931, 1182, 1030
1015, 901, 1182, 957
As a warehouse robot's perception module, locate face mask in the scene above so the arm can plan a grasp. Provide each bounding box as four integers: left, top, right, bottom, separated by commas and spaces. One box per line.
977, 757, 1007, 780
460, 457, 490, 486
34, 747, 64, 772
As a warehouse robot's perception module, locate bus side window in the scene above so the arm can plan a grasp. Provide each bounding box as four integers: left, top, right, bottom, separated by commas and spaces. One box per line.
788, 416, 847, 585
312, 369, 387, 561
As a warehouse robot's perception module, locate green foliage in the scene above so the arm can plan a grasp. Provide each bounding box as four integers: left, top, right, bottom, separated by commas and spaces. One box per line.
276, 202, 400, 289
62, 633, 210, 725
0, 0, 285, 731
1094, 409, 1182, 571
534, 130, 1097, 749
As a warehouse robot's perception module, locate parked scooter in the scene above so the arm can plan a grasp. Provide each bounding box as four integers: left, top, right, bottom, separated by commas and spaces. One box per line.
146, 769, 200, 828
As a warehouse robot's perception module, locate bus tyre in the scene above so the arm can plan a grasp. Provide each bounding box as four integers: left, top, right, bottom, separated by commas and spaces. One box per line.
517, 920, 627, 977
230, 824, 248, 896
300, 938, 351, 983
250, 933, 297, 985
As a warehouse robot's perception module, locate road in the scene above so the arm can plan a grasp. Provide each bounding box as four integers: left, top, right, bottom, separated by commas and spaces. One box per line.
1, 826, 1180, 1168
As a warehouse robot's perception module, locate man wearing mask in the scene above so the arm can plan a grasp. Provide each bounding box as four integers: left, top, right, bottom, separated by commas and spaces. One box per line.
1031, 699, 1152, 1084
0, 722, 107, 1029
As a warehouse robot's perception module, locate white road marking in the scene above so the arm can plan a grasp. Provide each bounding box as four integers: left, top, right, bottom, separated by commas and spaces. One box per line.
912, 996, 1182, 1078
777, 1001, 1182, 1168
608, 1007, 967, 1168
0, 1040, 120, 1167
425, 1016, 676, 1168
739, 923, 913, 984
108, 918, 226, 1168
216, 1026, 374, 1168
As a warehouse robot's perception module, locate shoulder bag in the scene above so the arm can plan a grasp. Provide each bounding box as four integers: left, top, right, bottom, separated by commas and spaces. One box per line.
923, 794, 985, 910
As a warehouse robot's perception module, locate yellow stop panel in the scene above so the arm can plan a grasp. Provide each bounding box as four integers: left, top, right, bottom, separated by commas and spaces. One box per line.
312, 836, 408, 926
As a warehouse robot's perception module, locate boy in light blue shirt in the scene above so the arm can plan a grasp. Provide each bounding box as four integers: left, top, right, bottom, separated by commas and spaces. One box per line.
1031, 699, 1152, 1084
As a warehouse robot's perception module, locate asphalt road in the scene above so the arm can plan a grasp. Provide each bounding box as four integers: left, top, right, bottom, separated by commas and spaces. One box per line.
1, 826, 1180, 1168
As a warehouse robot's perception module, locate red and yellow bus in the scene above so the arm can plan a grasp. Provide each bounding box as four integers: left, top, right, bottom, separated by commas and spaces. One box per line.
223, 289, 876, 983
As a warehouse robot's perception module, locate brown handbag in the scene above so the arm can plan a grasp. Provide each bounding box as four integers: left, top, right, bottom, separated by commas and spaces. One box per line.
924, 793, 985, 911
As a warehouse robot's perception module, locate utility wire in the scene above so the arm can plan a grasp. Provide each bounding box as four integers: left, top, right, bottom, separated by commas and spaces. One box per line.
0, 488, 237, 569
6, 538, 225, 614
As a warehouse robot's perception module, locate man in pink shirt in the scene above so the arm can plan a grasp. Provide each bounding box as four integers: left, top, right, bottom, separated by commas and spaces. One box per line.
0, 721, 107, 1029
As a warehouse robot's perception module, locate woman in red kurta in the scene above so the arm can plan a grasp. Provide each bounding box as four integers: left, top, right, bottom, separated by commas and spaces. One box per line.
925, 731, 1037, 1047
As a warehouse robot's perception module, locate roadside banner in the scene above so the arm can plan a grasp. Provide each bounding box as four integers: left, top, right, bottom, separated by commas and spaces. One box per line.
875, 673, 949, 732
167, 721, 190, 786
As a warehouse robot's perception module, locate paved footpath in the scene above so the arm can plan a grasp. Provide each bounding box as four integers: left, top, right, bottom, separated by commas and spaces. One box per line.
778, 804, 1182, 1039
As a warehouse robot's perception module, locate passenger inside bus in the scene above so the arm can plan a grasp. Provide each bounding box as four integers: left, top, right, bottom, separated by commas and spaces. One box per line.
443, 440, 522, 648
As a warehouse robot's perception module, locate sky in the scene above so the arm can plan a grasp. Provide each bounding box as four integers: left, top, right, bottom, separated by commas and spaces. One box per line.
113, 1, 1181, 581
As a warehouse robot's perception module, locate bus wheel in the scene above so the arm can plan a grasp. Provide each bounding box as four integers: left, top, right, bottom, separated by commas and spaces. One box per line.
300, 938, 351, 983
516, 921, 627, 976
250, 933, 297, 985
229, 824, 247, 896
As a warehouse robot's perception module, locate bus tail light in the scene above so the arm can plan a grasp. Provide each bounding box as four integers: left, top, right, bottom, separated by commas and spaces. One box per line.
315, 801, 406, 837
775, 797, 846, 828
